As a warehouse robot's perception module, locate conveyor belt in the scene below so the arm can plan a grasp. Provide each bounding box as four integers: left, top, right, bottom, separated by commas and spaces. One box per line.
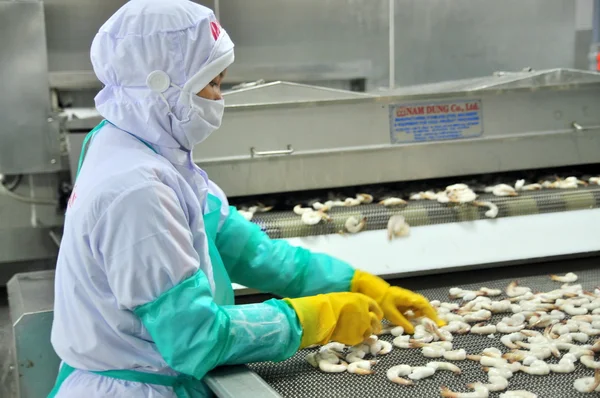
252, 186, 600, 239
248, 267, 600, 398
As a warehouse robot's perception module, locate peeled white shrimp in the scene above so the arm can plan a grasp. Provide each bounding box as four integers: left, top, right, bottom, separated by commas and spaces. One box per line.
569, 346, 595, 359
294, 204, 313, 215
486, 367, 514, 380
499, 391, 538, 398
520, 360, 550, 375
408, 366, 435, 380
413, 340, 453, 351
487, 184, 518, 197
579, 323, 600, 336
441, 302, 461, 311
347, 360, 375, 375
422, 346, 445, 358
440, 383, 490, 398
346, 349, 366, 363
549, 356, 576, 373
574, 369, 600, 393
581, 355, 600, 369
377, 340, 393, 355
344, 216, 366, 234
482, 300, 512, 313
319, 342, 345, 354
496, 322, 526, 334
442, 313, 467, 323
501, 332, 526, 349
441, 321, 471, 335
444, 349, 467, 361
343, 197, 362, 207
318, 357, 348, 373
463, 310, 492, 323
506, 281, 531, 297
573, 315, 600, 323
410, 191, 438, 200
380, 325, 405, 337
393, 335, 413, 349
380, 197, 407, 206
473, 201, 499, 218
481, 376, 509, 392
515, 179, 525, 190
387, 214, 410, 240
301, 210, 329, 225
238, 210, 254, 221
355, 193, 373, 204
561, 304, 588, 316
482, 347, 503, 358
386, 364, 413, 385
550, 272, 578, 283
427, 361, 461, 374
480, 287, 502, 296
471, 323, 497, 335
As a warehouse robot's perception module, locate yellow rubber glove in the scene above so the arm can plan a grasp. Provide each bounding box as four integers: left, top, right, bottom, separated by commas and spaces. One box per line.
284, 292, 384, 348
350, 270, 444, 334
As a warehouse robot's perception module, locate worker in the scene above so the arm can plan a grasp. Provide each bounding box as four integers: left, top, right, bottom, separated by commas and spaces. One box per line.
48, 0, 442, 397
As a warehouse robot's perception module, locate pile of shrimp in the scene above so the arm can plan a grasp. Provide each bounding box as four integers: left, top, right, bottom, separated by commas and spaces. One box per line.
305, 272, 600, 397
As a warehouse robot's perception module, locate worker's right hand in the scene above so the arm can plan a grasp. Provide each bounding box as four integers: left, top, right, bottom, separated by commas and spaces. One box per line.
283, 292, 384, 348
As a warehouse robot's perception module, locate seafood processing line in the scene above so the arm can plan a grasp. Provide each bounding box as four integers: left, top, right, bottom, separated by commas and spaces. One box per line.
8, 68, 600, 397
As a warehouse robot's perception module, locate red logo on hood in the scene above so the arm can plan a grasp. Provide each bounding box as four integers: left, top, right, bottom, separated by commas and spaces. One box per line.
210, 21, 221, 41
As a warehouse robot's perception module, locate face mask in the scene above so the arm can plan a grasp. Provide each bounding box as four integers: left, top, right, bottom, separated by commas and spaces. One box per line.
178, 94, 224, 147
146, 70, 224, 150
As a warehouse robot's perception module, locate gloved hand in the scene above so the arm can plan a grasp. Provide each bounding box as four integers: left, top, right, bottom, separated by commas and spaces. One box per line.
350, 270, 444, 334
284, 292, 383, 348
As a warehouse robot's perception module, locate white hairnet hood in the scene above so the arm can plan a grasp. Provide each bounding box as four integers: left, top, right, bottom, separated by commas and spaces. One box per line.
91, 0, 234, 150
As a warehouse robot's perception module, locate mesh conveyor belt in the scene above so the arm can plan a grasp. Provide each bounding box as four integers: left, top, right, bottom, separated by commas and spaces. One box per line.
248, 267, 600, 398
251, 186, 600, 239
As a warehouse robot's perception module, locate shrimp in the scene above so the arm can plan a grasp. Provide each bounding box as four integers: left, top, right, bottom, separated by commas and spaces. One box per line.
506, 281, 531, 298
318, 359, 348, 373
346, 346, 367, 363
573, 369, 600, 393
499, 391, 538, 398
344, 216, 366, 234
380, 197, 407, 207
343, 197, 362, 207
422, 318, 453, 341
293, 204, 313, 215
581, 355, 600, 369
386, 364, 413, 385
496, 322, 526, 334
408, 366, 435, 380
440, 384, 490, 398
485, 367, 514, 380
463, 310, 492, 323
441, 321, 471, 335
319, 342, 345, 354
471, 323, 497, 335
550, 272, 578, 283
482, 300, 512, 313
520, 360, 550, 375
305, 352, 319, 368
356, 193, 373, 204
444, 349, 467, 361
549, 356, 576, 373
422, 346, 446, 358
387, 214, 410, 240
473, 201, 499, 218
301, 210, 330, 225
377, 340, 393, 355
561, 304, 588, 316
480, 287, 503, 296
393, 335, 413, 349
427, 361, 461, 374
347, 360, 375, 375
487, 184, 518, 197
481, 376, 509, 392
501, 332, 526, 349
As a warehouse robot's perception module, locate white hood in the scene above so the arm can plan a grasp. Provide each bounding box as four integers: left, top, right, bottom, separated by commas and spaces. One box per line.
90, 0, 235, 151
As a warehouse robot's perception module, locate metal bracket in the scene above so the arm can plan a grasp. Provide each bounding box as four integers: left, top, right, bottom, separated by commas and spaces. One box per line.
572, 121, 600, 131
250, 145, 294, 158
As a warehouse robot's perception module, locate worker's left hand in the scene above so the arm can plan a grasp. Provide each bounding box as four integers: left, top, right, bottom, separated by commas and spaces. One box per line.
350, 270, 444, 334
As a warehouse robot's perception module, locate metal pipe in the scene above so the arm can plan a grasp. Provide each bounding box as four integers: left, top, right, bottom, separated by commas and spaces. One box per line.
592, 0, 600, 71
214, 0, 220, 21
388, 0, 395, 89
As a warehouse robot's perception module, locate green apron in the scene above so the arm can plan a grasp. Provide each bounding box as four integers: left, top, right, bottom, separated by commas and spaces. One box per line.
49, 122, 235, 397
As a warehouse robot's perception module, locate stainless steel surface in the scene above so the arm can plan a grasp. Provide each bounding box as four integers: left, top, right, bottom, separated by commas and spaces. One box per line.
8, 271, 57, 398
192, 75, 600, 196
248, 263, 600, 398
205, 366, 282, 398
223, 81, 372, 106
250, 145, 294, 158
0, 2, 61, 174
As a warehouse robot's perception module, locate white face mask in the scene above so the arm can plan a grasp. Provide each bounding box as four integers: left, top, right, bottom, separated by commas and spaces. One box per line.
146, 70, 225, 150
175, 93, 225, 149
